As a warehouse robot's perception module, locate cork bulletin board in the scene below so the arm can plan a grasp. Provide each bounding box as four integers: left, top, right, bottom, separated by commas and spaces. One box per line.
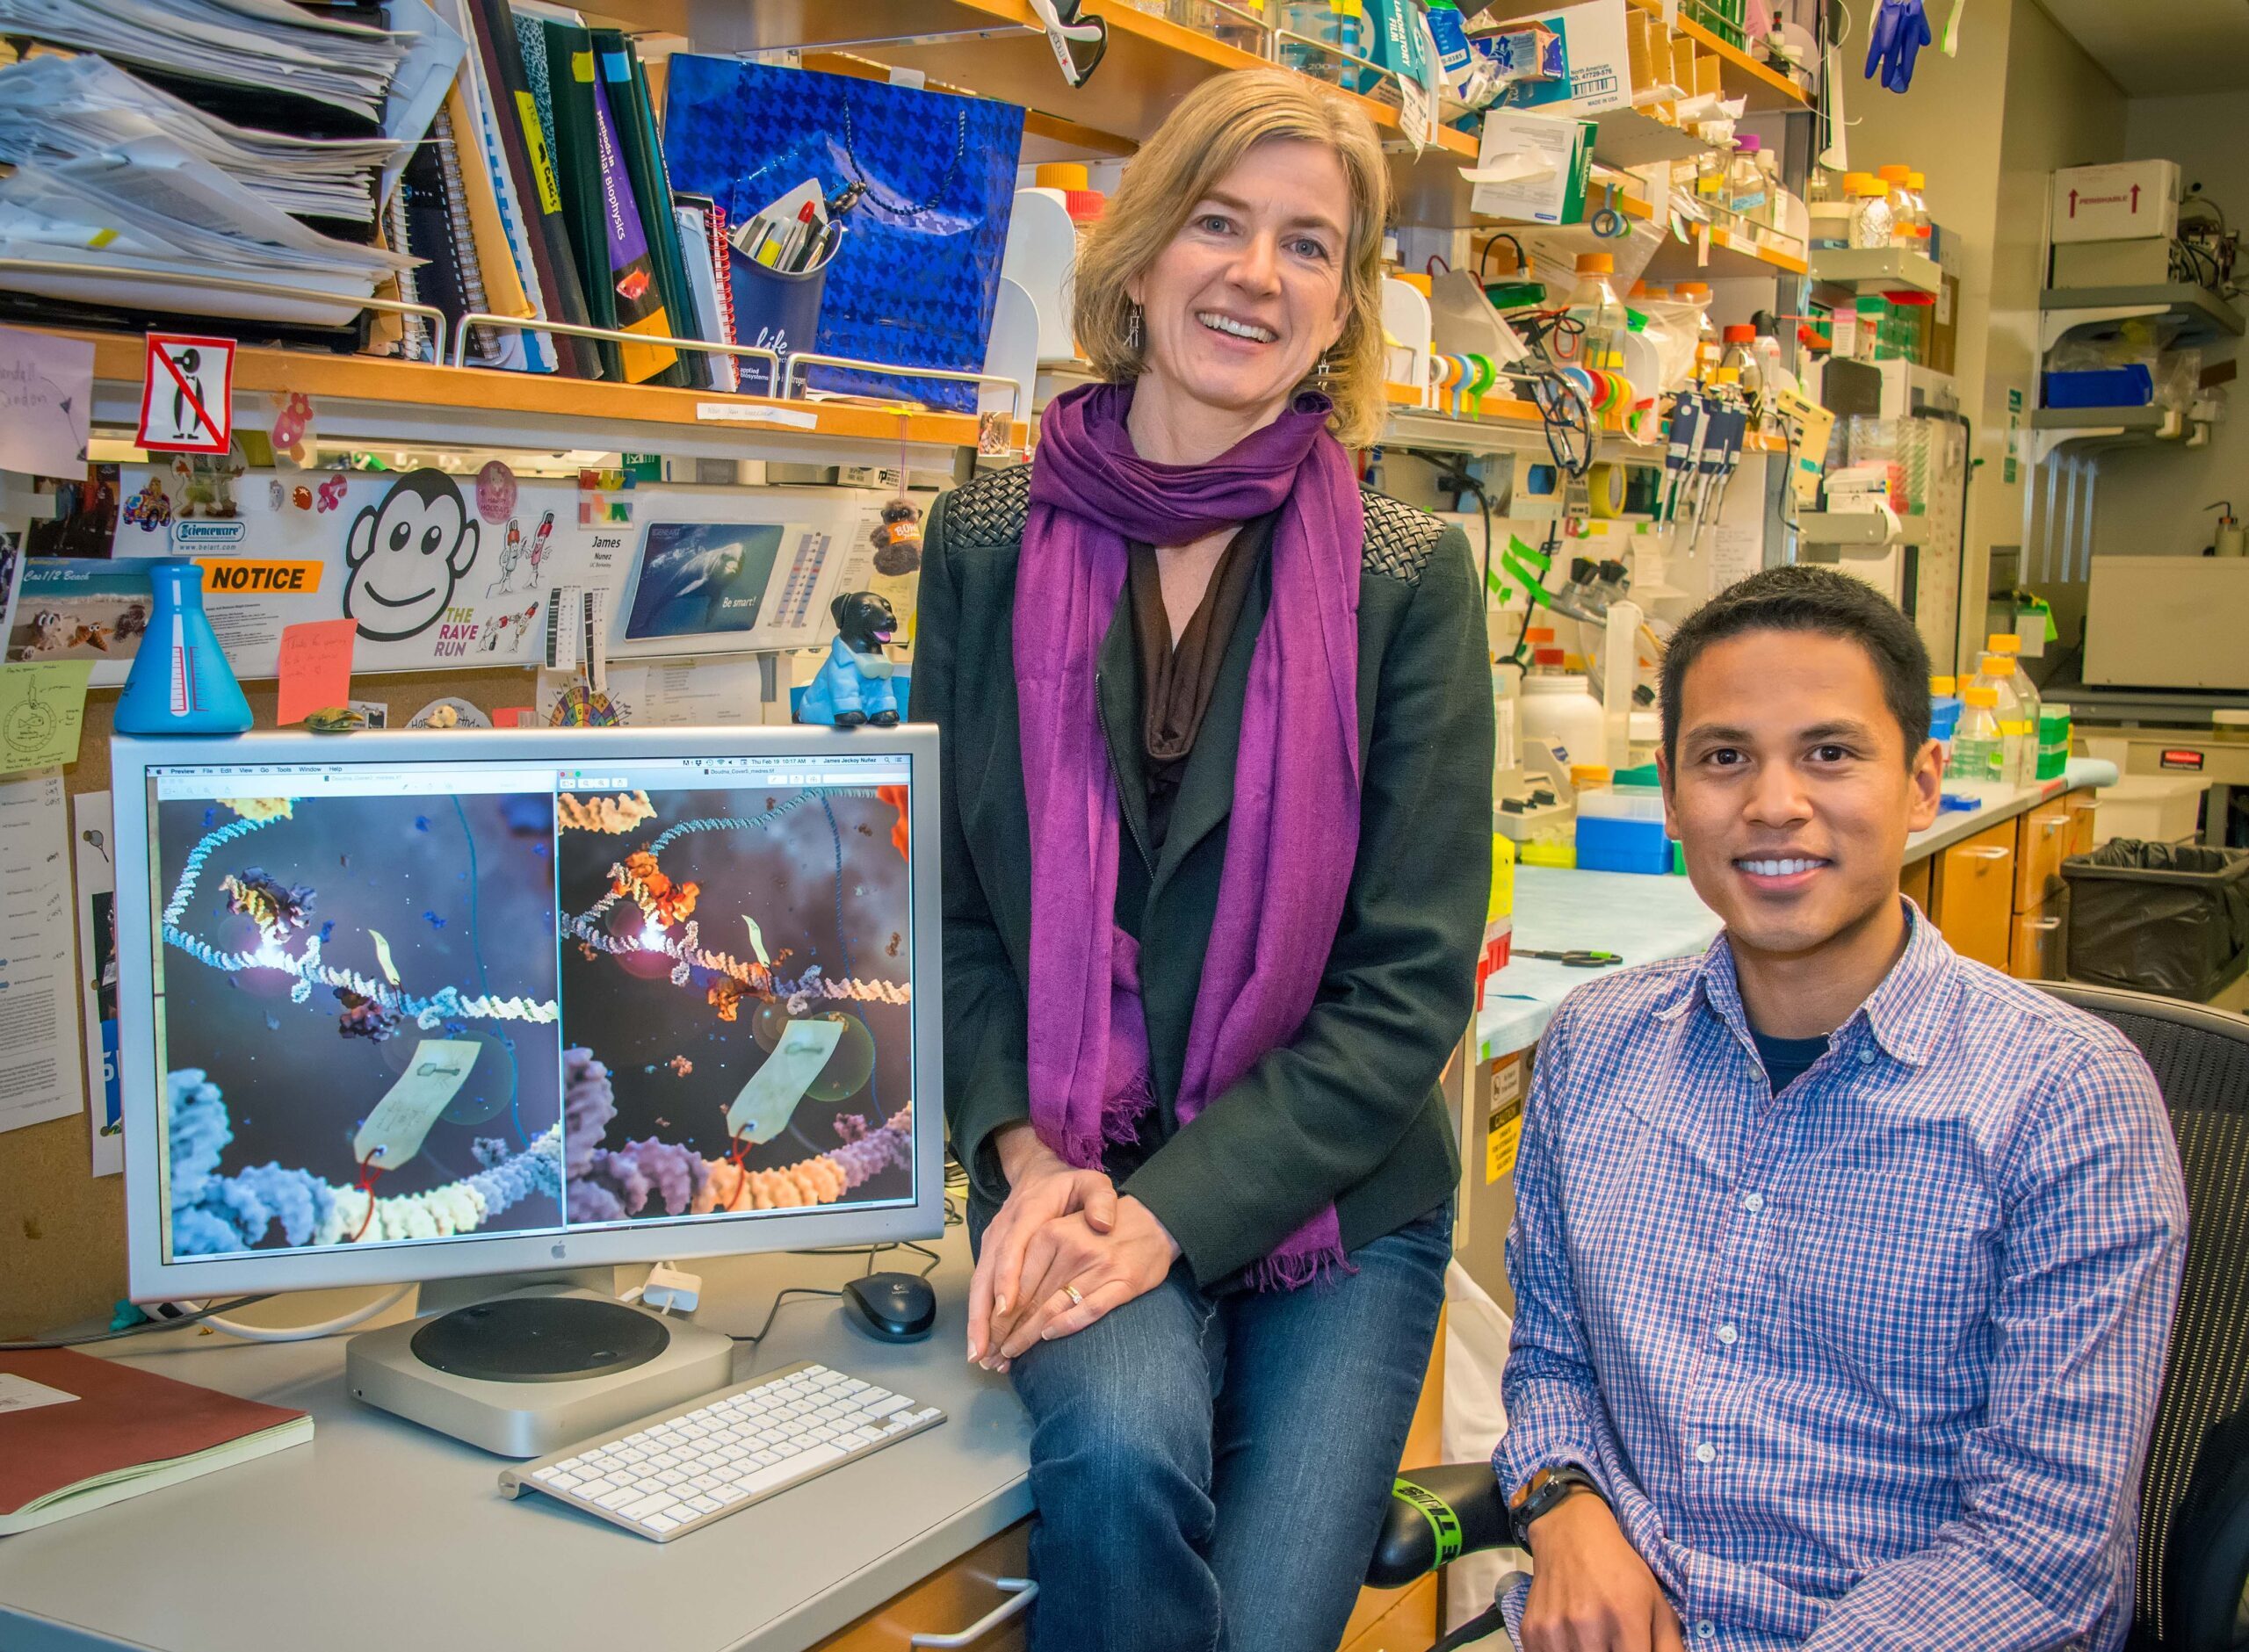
0, 670, 538, 1340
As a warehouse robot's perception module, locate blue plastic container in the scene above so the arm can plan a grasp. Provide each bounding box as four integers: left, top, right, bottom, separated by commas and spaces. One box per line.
1575, 814, 1675, 876
115, 561, 253, 735
2043, 365, 2152, 409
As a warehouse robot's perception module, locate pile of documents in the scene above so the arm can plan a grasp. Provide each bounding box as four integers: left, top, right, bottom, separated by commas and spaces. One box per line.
0, 54, 409, 224
0, 0, 409, 126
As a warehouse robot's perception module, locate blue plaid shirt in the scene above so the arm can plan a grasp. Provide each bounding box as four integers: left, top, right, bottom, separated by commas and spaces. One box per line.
1496, 904, 2188, 1651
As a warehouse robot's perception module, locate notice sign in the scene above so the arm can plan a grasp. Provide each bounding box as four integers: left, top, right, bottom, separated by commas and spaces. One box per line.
1484, 1053, 1525, 1185
137, 334, 235, 454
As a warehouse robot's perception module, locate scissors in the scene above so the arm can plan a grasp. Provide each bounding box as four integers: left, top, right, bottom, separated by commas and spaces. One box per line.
1515, 949, 1623, 967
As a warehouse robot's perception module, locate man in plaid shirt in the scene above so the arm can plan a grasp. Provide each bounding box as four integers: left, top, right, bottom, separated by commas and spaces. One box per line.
1495, 567, 2188, 1651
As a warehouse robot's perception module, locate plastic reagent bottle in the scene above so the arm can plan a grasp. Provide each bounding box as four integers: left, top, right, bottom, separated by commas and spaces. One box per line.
1950, 686, 2006, 785
1986, 633, 2043, 785
1566, 251, 1626, 371
1971, 649, 2028, 788
1846, 171, 1894, 249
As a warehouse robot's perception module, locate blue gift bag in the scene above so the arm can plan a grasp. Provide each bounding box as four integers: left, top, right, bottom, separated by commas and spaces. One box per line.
663, 60, 1023, 414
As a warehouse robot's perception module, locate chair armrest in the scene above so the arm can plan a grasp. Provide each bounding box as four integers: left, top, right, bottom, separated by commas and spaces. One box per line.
1367, 1461, 1520, 1589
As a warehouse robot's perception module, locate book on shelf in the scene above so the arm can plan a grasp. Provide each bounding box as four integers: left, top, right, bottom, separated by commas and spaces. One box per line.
0, 1347, 312, 1537
463, 0, 603, 378
595, 29, 701, 390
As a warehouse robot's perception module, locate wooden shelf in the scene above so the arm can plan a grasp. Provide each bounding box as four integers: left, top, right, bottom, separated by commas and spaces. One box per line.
69, 331, 1010, 465
1478, 0, 1810, 112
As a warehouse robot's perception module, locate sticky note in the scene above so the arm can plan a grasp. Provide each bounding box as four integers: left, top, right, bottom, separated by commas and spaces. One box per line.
353, 1038, 482, 1172
726, 1017, 845, 1145
0, 660, 93, 775
494, 707, 532, 728
275, 617, 357, 726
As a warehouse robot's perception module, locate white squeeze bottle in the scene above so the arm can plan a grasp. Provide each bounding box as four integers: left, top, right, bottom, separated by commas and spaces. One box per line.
1950, 686, 2006, 785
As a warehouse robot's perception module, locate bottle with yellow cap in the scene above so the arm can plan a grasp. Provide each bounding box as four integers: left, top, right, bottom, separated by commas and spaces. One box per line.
1985, 633, 2042, 785
1929, 675, 1962, 769
1876, 164, 1915, 249
1951, 686, 2006, 784
1847, 171, 1894, 249
1970, 646, 2031, 788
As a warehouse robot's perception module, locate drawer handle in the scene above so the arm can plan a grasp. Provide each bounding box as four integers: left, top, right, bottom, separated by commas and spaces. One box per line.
1962, 845, 2010, 861
911, 1578, 1038, 1648
2026, 917, 2063, 931
2041, 817, 2068, 835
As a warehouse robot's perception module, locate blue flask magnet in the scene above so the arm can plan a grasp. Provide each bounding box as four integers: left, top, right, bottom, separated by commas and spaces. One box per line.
115, 560, 254, 735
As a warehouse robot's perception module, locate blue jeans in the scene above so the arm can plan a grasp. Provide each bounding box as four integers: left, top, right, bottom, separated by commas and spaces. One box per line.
973, 1203, 1453, 1652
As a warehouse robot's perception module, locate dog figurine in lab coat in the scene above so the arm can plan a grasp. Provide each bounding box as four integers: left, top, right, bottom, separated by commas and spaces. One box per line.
799, 591, 900, 728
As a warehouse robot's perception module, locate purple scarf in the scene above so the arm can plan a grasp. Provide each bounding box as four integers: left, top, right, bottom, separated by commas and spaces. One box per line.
1014, 382, 1364, 1290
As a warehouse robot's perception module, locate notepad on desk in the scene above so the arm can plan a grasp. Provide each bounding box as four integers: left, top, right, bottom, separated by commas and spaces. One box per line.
0, 1349, 311, 1537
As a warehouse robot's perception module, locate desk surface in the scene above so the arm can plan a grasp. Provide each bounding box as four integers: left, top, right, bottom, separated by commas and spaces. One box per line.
0, 1236, 1030, 1652
1472, 761, 2111, 1061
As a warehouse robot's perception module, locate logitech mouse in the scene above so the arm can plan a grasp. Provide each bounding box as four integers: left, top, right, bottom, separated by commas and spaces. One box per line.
843, 1272, 936, 1342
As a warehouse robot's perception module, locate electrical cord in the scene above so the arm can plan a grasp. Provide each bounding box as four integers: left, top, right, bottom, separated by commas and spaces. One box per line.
1, 1295, 276, 1351
729, 1242, 944, 1345
198, 1286, 414, 1344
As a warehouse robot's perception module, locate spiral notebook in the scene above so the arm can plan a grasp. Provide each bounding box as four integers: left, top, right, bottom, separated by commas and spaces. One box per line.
0, 1348, 312, 1537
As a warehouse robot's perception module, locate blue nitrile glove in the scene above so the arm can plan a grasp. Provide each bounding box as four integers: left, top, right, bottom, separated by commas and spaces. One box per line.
1864, 0, 1932, 91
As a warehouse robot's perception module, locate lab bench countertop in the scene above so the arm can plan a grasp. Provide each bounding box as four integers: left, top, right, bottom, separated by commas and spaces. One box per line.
1474, 760, 2111, 1062
0, 1237, 1030, 1652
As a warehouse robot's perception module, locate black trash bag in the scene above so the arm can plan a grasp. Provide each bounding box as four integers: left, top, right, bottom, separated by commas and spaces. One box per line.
2062, 838, 2249, 1001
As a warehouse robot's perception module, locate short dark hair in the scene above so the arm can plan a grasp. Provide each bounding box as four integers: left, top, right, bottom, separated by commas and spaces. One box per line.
1660, 566, 1932, 768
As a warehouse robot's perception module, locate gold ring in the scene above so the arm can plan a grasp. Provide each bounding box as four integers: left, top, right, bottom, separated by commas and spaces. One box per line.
1063, 1283, 1084, 1308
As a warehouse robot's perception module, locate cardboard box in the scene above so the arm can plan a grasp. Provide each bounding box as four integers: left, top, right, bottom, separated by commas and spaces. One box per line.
2051, 237, 2174, 288
1469, 107, 1592, 224
2050, 160, 2180, 243
1927, 271, 1958, 374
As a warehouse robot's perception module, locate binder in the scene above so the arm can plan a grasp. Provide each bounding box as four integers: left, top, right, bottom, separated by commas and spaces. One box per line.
594, 31, 698, 389
535, 16, 624, 381
441, 0, 552, 372
440, 67, 536, 370
674, 197, 738, 392
464, 0, 602, 377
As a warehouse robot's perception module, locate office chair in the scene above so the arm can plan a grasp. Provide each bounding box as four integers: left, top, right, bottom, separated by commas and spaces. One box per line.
1364, 984, 2249, 1652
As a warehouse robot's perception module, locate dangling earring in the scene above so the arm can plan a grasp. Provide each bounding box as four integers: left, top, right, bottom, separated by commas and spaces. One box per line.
1126, 305, 1142, 354
1313, 352, 1334, 385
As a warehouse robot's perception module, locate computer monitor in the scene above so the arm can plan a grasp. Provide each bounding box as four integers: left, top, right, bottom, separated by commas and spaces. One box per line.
112, 726, 944, 1304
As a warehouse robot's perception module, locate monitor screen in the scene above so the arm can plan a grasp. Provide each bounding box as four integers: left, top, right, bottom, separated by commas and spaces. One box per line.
115, 729, 939, 1297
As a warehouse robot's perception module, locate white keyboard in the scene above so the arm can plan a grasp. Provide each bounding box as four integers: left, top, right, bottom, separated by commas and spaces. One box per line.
497, 1361, 944, 1540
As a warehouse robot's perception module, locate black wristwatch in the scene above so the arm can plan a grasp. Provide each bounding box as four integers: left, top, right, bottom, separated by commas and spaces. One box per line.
1508, 1465, 1603, 1544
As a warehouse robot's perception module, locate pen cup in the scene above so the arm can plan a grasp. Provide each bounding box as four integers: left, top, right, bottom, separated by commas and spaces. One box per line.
727, 227, 843, 399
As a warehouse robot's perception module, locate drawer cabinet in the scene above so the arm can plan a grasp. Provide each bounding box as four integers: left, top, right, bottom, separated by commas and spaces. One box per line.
1933, 820, 2016, 970
2013, 800, 2072, 913
814, 1524, 1033, 1651
2009, 893, 2068, 982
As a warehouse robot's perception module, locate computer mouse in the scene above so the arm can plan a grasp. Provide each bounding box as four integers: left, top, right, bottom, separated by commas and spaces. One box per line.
843, 1272, 937, 1342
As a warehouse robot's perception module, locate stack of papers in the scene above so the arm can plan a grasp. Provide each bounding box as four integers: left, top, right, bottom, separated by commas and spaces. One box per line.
0, 136, 417, 325
0, 55, 409, 223
0, 0, 409, 126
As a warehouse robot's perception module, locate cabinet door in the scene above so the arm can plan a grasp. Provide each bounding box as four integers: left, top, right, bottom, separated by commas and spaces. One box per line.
813, 1523, 1032, 1651
2065, 794, 2099, 859
1900, 855, 1934, 916
1340, 1576, 1441, 1652
1934, 822, 2016, 970
2009, 893, 2067, 981
2014, 801, 2072, 913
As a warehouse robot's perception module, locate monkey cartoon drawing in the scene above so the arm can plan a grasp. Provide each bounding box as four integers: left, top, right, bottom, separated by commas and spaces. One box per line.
342, 470, 480, 643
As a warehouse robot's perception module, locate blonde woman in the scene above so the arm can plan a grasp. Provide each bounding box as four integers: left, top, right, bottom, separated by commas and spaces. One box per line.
915, 69, 1493, 1650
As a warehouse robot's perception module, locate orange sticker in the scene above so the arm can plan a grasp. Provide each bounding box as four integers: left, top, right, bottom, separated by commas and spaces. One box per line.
197, 559, 324, 595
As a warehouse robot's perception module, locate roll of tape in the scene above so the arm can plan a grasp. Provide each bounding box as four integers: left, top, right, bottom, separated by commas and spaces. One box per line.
1466, 353, 1499, 400
1587, 461, 1626, 519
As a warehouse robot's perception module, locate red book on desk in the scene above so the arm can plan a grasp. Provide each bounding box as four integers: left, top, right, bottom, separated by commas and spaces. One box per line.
0, 1348, 312, 1536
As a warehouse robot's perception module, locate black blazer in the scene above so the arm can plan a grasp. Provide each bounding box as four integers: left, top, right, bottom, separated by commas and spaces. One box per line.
915, 465, 1494, 1286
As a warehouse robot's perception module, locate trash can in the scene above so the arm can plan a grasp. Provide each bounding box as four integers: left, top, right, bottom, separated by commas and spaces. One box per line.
2061, 839, 2249, 1001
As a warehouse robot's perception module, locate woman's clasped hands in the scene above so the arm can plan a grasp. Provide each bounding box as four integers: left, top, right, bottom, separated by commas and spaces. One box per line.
965, 1123, 1182, 1370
